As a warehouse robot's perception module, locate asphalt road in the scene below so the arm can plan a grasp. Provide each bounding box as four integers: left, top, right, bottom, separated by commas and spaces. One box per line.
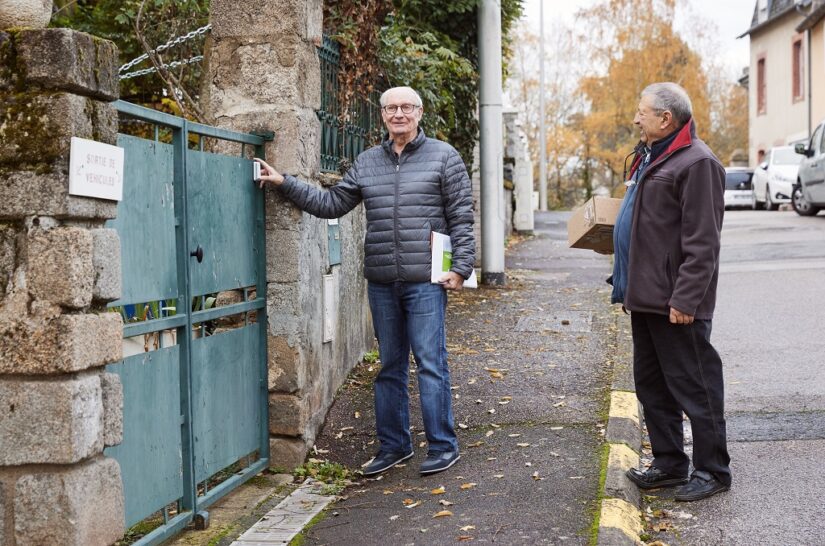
644, 208, 825, 545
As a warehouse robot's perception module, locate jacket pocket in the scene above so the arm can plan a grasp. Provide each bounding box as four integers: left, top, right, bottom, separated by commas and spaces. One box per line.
665, 252, 676, 288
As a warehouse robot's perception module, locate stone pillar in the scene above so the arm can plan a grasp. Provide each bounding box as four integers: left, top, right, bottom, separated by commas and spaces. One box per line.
0, 18, 126, 546
203, 0, 373, 470
504, 110, 534, 234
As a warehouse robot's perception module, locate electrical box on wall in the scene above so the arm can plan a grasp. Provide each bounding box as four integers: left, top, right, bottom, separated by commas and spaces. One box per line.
327, 218, 341, 266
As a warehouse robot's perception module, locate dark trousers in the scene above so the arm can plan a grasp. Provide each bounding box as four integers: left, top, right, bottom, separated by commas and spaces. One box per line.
631, 312, 732, 486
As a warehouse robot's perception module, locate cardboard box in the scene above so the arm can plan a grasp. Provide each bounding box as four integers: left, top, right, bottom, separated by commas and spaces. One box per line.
567, 196, 623, 252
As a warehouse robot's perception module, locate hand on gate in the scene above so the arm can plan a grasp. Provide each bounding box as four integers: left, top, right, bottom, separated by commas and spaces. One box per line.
253, 158, 285, 188
439, 271, 464, 291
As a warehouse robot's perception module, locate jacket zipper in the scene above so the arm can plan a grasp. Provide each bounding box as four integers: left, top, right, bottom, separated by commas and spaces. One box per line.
394, 152, 402, 280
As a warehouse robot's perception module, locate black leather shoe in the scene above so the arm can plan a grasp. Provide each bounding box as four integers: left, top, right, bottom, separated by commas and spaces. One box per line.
675, 471, 729, 501
420, 450, 460, 475
626, 466, 689, 489
362, 450, 413, 476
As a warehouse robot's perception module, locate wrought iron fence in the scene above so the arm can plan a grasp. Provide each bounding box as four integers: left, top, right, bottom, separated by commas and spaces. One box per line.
317, 35, 384, 173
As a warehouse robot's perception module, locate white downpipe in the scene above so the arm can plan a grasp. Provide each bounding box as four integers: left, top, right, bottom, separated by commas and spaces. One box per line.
478, 0, 506, 285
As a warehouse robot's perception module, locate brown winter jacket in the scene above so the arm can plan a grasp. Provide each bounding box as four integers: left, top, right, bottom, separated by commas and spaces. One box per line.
624, 119, 725, 320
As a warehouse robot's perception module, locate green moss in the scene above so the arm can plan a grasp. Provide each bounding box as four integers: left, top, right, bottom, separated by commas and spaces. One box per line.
288, 510, 328, 546
587, 442, 611, 546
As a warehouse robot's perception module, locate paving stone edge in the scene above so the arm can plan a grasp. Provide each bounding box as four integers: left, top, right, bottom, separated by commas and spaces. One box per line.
597, 335, 644, 545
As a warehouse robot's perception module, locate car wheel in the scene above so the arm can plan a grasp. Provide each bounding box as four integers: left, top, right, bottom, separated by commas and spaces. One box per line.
764, 185, 777, 211
791, 185, 821, 216
751, 190, 763, 210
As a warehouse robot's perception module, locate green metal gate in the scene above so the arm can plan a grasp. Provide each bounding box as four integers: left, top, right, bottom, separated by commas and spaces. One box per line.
105, 101, 271, 545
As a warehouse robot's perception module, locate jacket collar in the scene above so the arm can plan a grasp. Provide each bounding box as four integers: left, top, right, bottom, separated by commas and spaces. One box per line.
382, 127, 427, 156
628, 118, 695, 180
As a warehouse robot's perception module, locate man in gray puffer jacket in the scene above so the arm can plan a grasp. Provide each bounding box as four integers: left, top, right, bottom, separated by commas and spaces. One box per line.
254, 86, 475, 476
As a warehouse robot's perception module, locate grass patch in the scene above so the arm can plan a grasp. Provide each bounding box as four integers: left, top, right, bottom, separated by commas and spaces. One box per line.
293, 459, 351, 496
362, 349, 379, 364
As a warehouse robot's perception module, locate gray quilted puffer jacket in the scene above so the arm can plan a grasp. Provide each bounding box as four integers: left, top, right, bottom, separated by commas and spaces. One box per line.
278, 128, 475, 283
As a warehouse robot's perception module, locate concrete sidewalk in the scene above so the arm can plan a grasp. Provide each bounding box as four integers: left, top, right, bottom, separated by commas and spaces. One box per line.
296, 211, 630, 545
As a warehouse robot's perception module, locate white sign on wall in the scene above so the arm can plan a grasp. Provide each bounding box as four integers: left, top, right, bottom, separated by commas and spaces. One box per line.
68, 137, 124, 201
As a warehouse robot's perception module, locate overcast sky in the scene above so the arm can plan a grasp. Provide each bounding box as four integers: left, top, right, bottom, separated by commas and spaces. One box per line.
520, 0, 755, 76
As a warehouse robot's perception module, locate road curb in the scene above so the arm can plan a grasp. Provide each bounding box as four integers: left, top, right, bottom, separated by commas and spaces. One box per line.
597, 363, 645, 544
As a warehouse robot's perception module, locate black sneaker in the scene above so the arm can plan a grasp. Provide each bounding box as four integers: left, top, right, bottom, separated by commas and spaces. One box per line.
675, 471, 730, 502
362, 450, 413, 476
420, 450, 460, 475
626, 466, 689, 489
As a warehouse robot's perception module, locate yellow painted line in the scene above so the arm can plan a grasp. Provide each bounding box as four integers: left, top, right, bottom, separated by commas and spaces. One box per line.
609, 391, 640, 426
600, 498, 643, 542
608, 442, 640, 470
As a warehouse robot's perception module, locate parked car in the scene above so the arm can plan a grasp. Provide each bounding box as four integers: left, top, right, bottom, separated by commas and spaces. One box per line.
751, 146, 802, 210
793, 118, 825, 216
724, 167, 754, 210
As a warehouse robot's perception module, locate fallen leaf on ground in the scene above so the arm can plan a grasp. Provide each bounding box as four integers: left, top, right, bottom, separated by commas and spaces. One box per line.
335, 432, 343, 439
485, 430, 494, 437
403, 498, 415, 505
438, 499, 454, 506
516, 443, 530, 447
339, 427, 354, 432
493, 474, 505, 478
532, 471, 543, 481
468, 378, 477, 385
500, 396, 513, 401
433, 510, 453, 518
419, 441, 426, 448
525, 462, 532, 467
490, 423, 501, 428
475, 399, 483, 404
550, 426, 564, 431
458, 423, 469, 429
430, 486, 446, 495
404, 500, 422, 508
383, 490, 393, 495
508, 433, 521, 438
354, 411, 361, 418
458, 536, 473, 542
460, 483, 477, 490
488, 409, 496, 414
467, 441, 484, 448
553, 401, 566, 408
569, 476, 584, 479
389, 515, 399, 521
460, 525, 476, 532
498, 400, 510, 405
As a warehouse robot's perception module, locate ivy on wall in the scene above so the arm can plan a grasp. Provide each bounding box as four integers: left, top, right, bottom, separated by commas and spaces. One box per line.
324, 0, 523, 168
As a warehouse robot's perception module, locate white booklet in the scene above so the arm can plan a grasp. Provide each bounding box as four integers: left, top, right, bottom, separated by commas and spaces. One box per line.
430, 231, 478, 288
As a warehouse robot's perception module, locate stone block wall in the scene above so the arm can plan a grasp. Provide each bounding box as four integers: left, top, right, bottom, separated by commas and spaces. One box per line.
0, 25, 125, 546
203, 0, 373, 470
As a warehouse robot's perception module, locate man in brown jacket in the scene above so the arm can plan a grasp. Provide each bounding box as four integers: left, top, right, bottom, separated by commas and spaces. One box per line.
612, 82, 731, 501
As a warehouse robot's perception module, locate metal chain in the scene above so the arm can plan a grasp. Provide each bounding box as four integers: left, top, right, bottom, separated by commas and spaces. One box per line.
120, 55, 205, 80
118, 24, 211, 74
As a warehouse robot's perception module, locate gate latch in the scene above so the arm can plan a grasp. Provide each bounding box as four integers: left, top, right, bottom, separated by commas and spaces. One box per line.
190, 246, 204, 263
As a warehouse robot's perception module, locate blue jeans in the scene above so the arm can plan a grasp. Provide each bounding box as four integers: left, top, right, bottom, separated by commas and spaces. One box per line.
368, 281, 458, 454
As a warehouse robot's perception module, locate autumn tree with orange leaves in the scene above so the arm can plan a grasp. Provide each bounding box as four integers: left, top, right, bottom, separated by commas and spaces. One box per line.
576, 0, 713, 195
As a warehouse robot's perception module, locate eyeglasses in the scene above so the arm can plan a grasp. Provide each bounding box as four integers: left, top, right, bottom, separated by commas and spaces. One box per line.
381, 104, 420, 115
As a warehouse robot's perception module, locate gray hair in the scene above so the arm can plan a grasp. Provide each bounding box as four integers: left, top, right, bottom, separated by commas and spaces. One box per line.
641, 82, 693, 126
379, 86, 423, 107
